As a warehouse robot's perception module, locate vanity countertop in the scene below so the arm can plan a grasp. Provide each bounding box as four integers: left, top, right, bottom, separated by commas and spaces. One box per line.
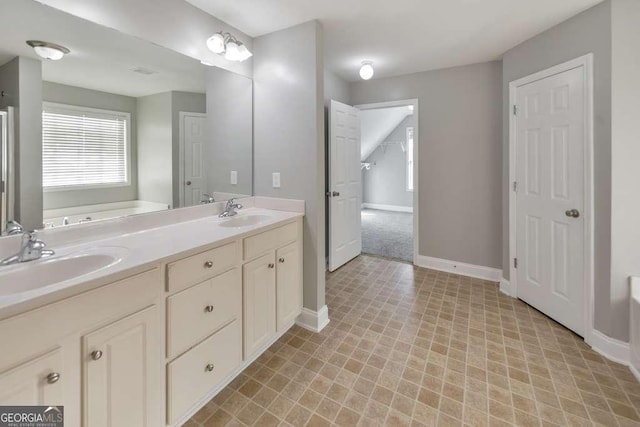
0, 206, 303, 320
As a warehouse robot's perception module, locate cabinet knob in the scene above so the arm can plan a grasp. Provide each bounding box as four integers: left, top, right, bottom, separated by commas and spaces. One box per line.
46, 372, 61, 384
205, 305, 214, 313
205, 363, 215, 372
278, 257, 285, 263
268, 263, 275, 269
204, 261, 213, 269
91, 350, 103, 361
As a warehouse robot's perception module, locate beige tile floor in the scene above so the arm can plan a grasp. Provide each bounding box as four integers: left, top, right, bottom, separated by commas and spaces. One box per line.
187, 255, 640, 426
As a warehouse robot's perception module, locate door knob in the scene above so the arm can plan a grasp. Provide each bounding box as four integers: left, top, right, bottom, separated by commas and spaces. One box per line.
325, 191, 340, 197
46, 372, 61, 384
565, 209, 580, 218
186, 181, 192, 186
91, 350, 103, 360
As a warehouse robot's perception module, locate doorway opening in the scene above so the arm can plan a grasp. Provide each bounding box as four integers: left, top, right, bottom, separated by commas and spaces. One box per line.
359, 103, 415, 263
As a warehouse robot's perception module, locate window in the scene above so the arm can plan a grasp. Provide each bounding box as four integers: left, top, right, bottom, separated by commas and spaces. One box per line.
406, 126, 414, 191
42, 103, 130, 190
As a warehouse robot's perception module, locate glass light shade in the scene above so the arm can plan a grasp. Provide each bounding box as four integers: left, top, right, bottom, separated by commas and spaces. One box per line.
34, 46, 65, 60
237, 44, 253, 62
359, 62, 374, 80
206, 33, 225, 54
224, 41, 240, 61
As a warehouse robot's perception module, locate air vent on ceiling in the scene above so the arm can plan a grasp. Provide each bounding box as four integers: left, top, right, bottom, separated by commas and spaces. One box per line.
132, 67, 157, 75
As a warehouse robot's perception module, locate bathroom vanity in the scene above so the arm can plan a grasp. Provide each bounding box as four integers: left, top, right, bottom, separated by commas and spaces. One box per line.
0, 198, 304, 426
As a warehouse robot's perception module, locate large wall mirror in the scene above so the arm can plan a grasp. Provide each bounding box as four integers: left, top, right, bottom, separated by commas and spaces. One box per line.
0, 0, 253, 233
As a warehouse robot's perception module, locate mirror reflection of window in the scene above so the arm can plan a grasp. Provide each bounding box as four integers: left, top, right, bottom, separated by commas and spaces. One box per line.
42, 103, 129, 190
406, 126, 414, 192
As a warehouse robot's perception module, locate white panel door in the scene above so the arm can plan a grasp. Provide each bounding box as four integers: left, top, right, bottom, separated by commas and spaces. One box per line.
329, 100, 361, 272
516, 66, 585, 335
182, 113, 207, 207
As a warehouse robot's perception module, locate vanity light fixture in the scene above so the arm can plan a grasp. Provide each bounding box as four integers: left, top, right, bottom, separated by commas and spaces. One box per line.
206, 32, 252, 62
359, 61, 374, 80
26, 40, 70, 61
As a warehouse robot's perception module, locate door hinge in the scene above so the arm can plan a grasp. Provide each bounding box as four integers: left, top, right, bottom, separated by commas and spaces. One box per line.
513, 105, 518, 116
514, 258, 518, 269
513, 181, 518, 192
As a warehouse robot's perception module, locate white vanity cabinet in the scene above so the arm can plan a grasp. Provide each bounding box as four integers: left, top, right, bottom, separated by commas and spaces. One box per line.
0, 269, 163, 427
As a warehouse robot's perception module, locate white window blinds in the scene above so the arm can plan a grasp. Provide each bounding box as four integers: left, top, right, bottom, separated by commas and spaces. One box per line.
42, 103, 129, 189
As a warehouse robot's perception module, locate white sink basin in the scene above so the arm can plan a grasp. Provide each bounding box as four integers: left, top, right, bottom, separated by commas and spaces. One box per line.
218, 214, 271, 228
0, 247, 128, 296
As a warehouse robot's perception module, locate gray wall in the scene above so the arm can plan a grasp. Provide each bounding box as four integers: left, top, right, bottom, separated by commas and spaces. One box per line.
363, 115, 414, 208
0, 57, 43, 230
137, 92, 173, 207
501, 1, 615, 338
253, 21, 326, 312
205, 68, 253, 200
351, 61, 503, 269
610, 0, 640, 341
42, 82, 138, 209
171, 91, 206, 207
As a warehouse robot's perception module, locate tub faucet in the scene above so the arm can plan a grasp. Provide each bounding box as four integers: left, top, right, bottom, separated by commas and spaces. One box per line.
5, 220, 23, 236
0, 231, 55, 266
219, 198, 243, 218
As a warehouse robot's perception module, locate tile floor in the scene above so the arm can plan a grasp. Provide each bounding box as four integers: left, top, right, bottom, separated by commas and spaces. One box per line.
187, 255, 640, 426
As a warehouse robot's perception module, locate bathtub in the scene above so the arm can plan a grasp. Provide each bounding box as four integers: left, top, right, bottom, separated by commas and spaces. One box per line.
43, 200, 169, 228
631, 277, 640, 379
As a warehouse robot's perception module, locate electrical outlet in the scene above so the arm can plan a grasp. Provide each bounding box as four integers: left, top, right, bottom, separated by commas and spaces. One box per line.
272, 172, 281, 188
230, 171, 238, 185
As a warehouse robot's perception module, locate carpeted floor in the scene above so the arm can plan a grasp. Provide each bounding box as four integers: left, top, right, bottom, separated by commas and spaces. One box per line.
361, 209, 413, 262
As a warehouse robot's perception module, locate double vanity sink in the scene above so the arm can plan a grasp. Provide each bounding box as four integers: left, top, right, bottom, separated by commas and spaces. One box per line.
0, 200, 304, 427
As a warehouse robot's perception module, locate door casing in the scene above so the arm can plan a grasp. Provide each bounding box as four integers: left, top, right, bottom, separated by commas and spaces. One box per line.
508, 54, 594, 338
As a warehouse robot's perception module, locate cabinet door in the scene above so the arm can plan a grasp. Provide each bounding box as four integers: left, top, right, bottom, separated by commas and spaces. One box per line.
243, 252, 276, 359
276, 242, 302, 331
0, 348, 64, 406
83, 306, 161, 427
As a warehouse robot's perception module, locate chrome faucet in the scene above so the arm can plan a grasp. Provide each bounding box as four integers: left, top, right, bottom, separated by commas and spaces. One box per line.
201, 194, 215, 204
5, 220, 23, 236
219, 198, 243, 218
0, 231, 55, 266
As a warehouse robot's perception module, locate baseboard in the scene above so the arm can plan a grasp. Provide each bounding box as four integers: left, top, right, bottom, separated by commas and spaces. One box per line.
416, 255, 502, 282
499, 278, 513, 297
586, 329, 630, 366
362, 203, 413, 213
296, 305, 330, 333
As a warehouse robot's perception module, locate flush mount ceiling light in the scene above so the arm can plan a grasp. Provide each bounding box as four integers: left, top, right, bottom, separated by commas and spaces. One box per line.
359, 61, 374, 80
26, 40, 70, 61
206, 32, 252, 62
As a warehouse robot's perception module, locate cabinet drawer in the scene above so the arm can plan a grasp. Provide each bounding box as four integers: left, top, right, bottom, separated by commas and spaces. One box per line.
167, 269, 241, 359
167, 241, 238, 293
243, 222, 298, 261
167, 320, 241, 424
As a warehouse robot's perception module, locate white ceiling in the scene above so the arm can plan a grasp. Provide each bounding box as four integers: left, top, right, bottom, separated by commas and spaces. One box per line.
185, 0, 603, 81
360, 106, 413, 161
0, 0, 206, 98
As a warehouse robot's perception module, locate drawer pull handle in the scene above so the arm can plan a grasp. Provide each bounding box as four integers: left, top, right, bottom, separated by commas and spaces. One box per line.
46, 372, 61, 384
204, 261, 213, 268
279, 257, 285, 263
91, 350, 103, 361
205, 305, 214, 313
268, 263, 275, 269
205, 363, 215, 372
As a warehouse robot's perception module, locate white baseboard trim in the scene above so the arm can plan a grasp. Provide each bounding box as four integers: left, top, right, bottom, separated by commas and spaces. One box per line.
586, 329, 630, 367
416, 255, 502, 282
296, 305, 330, 333
499, 278, 513, 297
362, 203, 413, 213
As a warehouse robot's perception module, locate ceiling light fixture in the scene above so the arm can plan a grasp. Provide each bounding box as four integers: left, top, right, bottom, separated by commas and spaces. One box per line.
26, 40, 70, 61
359, 61, 374, 80
206, 32, 252, 62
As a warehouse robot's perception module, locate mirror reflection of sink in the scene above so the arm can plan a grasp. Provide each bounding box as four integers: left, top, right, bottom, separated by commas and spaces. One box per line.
219, 215, 271, 228
0, 247, 128, 296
